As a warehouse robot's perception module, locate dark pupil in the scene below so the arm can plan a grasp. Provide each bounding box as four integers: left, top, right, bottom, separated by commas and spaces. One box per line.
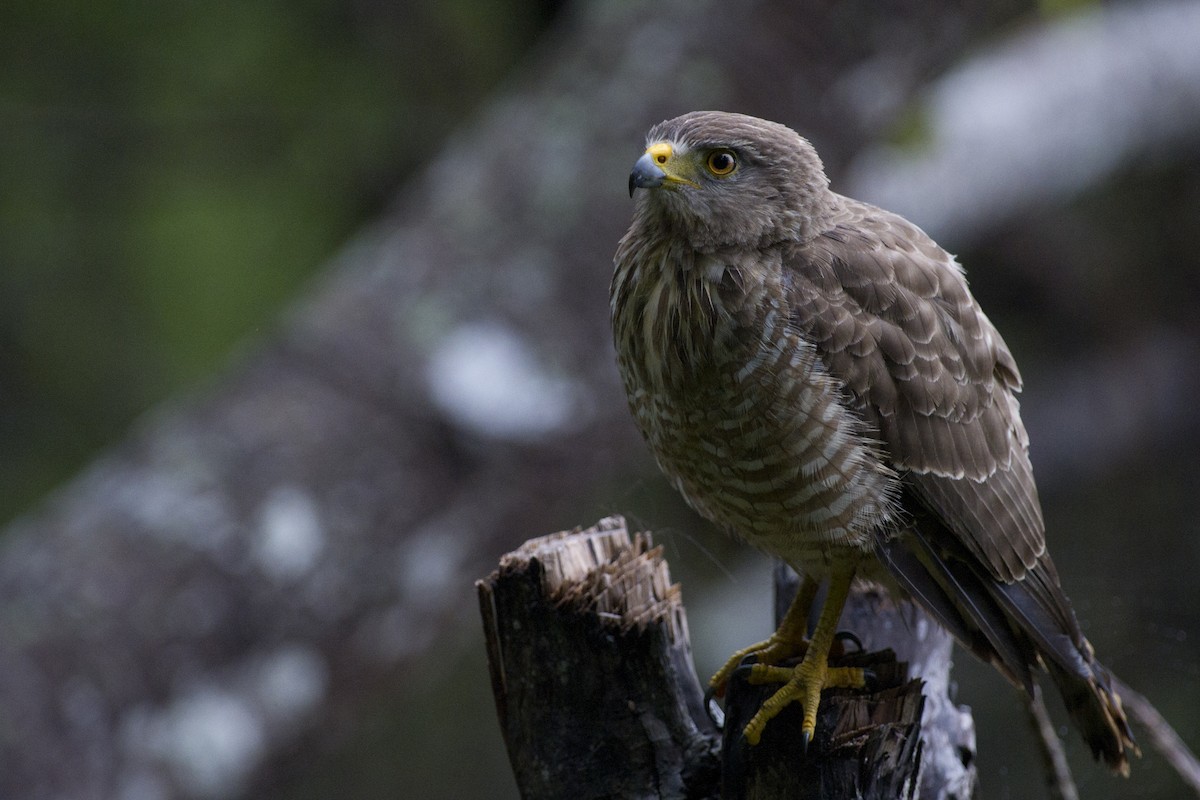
712, 153, 732, 171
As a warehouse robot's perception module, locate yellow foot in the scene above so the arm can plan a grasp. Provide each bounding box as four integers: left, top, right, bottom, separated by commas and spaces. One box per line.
708, 633, 809, 699
712, 563, 865, 748
709, 574, 820, 699
741, 659, 866, 746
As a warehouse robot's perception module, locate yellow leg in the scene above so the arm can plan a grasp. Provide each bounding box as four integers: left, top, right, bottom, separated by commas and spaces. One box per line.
709, 573, 819, 696
741, 562, 865, 747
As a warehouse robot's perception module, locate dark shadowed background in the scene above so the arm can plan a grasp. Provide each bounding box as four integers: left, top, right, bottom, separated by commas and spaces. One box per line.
1, 1, 1197, 798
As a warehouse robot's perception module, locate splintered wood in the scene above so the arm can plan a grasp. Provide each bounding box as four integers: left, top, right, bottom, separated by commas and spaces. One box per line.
478, 516, 720, 799
499, 516, 685, 642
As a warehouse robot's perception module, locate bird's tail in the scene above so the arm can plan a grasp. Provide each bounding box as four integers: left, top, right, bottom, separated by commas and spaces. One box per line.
876, 527, 1138, 774
1044, 652, 1137, 774
988, 556, 1138, 773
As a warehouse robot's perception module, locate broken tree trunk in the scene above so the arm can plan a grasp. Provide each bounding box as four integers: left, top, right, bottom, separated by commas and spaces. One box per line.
478, 517, 977, 799
477, 516, 720, 798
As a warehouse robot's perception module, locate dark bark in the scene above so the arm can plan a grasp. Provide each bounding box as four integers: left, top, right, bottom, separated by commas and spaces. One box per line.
478, 517, 720, 799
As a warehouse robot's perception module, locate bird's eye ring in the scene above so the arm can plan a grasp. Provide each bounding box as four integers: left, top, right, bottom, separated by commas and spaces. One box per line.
706, 150, 737, 176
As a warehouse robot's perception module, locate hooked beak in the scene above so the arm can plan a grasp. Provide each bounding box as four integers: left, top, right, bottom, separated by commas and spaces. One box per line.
628, 152, 666, 197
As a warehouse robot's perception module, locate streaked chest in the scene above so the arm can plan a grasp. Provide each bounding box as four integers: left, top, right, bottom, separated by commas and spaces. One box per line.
611, 240, 772, 392
610, 236, 895, 551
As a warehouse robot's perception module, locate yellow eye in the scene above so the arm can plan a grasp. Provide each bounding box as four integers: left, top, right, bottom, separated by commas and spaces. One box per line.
706, 150, 737, 176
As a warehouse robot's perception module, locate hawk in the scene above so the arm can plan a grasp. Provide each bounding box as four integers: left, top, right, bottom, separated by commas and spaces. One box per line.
611, 111, 1136, 772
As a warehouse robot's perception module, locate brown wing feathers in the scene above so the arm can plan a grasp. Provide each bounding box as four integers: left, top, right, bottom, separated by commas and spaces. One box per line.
787, 203, 1045, 583
788, 199, 1135, 771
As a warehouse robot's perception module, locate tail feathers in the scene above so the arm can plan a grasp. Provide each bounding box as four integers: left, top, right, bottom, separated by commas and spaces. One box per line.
876, 530, 1034, 691
990, 567, 1139, 773
876, 527, 1138, 774
1044, 656, 1138, 774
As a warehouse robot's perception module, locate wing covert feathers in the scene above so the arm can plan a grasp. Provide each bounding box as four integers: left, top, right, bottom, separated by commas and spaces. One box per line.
785, 200, 1043, 583
792, 198, 1135, 772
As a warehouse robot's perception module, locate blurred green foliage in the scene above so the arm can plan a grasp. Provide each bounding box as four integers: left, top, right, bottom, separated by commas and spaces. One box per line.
0, 0, 558, 523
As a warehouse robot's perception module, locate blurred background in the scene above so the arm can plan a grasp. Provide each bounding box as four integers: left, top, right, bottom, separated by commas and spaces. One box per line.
0, 0, 558, 523
1, 0, 1197, 798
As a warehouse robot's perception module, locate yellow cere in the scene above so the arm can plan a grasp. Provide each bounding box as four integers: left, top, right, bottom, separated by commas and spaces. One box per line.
645, 142, 673, 165
644, 141, 701, 189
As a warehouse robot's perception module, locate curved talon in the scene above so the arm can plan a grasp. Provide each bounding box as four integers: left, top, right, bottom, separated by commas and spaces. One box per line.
834, 630, 863, 653
731, 660, 761, 683
703, 684, 726, 729
735, 652, 760, 671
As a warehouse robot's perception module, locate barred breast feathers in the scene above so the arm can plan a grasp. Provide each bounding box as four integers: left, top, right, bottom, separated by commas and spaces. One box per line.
613, 237, 753, 391
612, 225, 902, 551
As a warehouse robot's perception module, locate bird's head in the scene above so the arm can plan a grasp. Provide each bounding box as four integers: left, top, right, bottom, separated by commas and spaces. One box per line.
627, 111, 835, 251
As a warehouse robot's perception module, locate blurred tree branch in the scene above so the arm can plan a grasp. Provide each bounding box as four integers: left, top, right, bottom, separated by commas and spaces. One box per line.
1, 0, 1198, 797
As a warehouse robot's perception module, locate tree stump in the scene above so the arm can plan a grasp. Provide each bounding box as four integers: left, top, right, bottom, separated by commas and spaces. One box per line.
478, 516, 976, 799
477, 516, 720, 799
